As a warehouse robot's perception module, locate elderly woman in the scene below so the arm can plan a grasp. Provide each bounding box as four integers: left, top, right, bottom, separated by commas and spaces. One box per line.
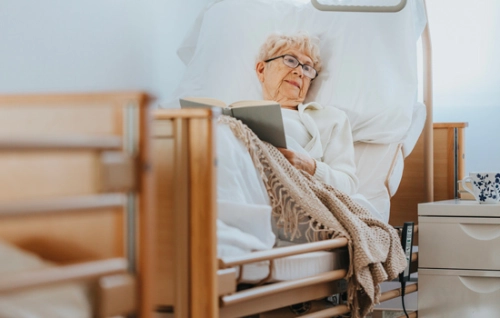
255, 32, 358, 196
217, 32, 371, 250
217, 34, 406, 316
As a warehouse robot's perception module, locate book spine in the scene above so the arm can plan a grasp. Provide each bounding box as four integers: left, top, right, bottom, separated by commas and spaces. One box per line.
222, 108, 233, 116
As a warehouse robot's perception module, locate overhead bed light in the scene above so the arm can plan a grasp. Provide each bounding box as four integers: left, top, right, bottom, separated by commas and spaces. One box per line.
311, 0, 407, 12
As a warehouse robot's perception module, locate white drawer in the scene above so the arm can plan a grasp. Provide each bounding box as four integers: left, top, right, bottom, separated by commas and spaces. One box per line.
419, 216, 500, 270
419, 269, 500, 318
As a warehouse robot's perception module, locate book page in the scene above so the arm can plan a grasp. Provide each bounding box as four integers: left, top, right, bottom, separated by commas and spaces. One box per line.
181, 97, 227, 108
229, 100, 279, 108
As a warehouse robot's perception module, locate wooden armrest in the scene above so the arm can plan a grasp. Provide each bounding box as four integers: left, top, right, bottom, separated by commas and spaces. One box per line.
219, 237, 348, 268
218, 268, 237, 297
96, 273, 136, 318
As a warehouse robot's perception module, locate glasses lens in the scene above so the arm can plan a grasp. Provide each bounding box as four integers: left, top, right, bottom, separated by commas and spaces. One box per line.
282, 55, 316, 79
283, 56, 299, 68
302, 65, 316, 79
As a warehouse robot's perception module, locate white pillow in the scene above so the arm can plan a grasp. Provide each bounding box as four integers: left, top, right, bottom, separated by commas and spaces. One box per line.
166, 0, 426, 143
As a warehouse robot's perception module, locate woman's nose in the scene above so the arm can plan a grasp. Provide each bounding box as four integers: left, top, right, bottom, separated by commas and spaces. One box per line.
293, 66, 304, 77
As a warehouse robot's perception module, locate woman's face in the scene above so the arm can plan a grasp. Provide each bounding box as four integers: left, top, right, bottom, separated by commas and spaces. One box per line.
256, 47, 314, 109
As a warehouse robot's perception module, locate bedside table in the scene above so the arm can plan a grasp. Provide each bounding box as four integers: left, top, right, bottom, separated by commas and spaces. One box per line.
418, 199, 500, 317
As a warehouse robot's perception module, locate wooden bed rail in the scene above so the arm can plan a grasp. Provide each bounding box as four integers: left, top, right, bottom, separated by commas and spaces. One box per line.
0, 258, 128, 294
222, 269, 347, 307
0, 193, 125, 216
219, 237, 348, 268
0, 135, 122, 150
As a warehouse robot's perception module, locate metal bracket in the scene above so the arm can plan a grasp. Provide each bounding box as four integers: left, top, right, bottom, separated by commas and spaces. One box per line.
311, 0, 407, 12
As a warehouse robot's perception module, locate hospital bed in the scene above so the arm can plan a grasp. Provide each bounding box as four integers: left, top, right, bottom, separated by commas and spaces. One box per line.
153, 0, 432, 317
0, 92, 156, 318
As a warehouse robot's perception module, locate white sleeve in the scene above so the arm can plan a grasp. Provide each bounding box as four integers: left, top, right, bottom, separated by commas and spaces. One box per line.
309, 108, 359, 195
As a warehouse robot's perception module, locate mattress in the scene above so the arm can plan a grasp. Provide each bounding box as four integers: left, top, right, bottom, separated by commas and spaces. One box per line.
239, 248, 348, 284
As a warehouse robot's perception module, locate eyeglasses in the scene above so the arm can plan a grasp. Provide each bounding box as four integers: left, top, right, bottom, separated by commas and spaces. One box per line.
264, 54, 318, 79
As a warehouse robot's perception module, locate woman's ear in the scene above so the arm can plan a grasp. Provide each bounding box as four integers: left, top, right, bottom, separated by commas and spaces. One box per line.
255, 61, 266, 83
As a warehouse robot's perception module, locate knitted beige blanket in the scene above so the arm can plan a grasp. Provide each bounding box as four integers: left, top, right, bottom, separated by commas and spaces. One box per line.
220, 116, 407, 318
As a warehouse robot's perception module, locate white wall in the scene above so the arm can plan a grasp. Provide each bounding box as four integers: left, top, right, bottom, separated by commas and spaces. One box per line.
0, 1, 151, 93
145, 0, 212, 103
1, 0, 498, 173
0, 0, 209, 104
426, 0, 500, 172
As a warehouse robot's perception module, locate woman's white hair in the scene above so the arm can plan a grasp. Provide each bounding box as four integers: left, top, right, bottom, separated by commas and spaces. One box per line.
257, 32, 322, 73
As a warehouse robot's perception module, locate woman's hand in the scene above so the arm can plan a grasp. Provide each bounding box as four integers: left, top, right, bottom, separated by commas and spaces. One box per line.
277, 148, 316, 175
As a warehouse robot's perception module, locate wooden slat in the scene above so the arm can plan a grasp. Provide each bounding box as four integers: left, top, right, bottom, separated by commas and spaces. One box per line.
220, 280, 342, 318
0, 91, 146, 105
151, 120, 174, 138
0, 135, 122, 150
136, 93, 155, 318
0, 258, 128, 294
434, 127, 451, 201
154, 108, 221, 120
397, 311, 418, 318
99, 152, 136, 192
433, 122, 468, 129
221, 269, 347, 307
446, 128, 456, 198
0, 193, 125, 217
457, 126, 466, 182
174, 117, 190, 317
219, 238, 348, 268
152, 119, 176, 306
189, 115, 218, 317
0, 92, 146, 137
379, 283, 418, 301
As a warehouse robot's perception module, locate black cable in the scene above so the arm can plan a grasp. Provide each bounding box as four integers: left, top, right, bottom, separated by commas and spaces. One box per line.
398, 222, 414, 318
401, 279, 409, 318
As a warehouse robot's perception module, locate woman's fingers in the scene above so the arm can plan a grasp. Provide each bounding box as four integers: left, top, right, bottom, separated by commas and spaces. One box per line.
277, 148, 316, 175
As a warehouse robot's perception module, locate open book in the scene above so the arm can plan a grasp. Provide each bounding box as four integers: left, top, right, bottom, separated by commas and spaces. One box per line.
179, 97, 287, 148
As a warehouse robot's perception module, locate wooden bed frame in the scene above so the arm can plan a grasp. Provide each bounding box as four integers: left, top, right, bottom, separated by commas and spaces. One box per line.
152, 108, 422, 318
0, 92, 155, 318
151, 2, 436, 317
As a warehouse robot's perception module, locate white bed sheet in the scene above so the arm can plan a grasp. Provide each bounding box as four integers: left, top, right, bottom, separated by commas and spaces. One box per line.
0, 240, 91, 318
239, 248, 348, 284
355, 101, 426, 218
